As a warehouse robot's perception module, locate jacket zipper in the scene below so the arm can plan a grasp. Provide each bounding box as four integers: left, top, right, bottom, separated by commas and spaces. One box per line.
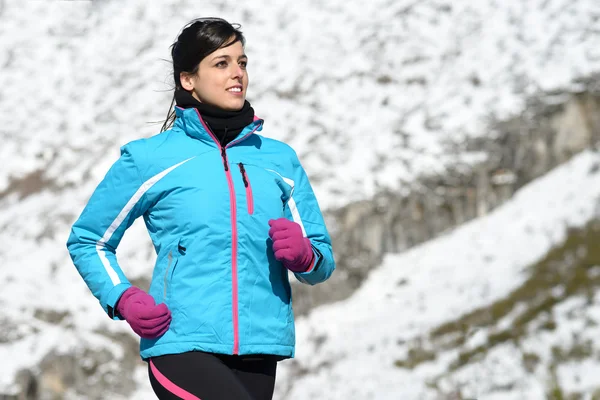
222, 148, 240, 355
193, 109, 262, 355
238, 163, 254, 215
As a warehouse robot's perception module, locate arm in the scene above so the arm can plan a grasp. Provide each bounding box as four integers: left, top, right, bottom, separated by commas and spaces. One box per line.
66, 143, 150, 319
285, 155, 336, 286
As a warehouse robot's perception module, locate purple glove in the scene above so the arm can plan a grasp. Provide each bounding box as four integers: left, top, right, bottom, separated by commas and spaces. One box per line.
268, 218, 315, 273
116, 287, 171, 339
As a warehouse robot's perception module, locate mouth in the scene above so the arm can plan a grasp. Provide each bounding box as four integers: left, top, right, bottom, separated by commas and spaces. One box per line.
226, 85, 243, 95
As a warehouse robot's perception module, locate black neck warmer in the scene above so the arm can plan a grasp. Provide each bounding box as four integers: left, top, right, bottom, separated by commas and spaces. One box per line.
174, 89, 255, 146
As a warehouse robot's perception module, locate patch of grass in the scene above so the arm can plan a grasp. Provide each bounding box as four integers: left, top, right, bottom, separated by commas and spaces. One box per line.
540, 318, 557, 331
547, 364, 565, 400
398, 220, 600, 377
591, 388, 600, 400
448, 344, 486, 372
551, 340, 594, 363
548, 386, 565, 400
544, 327, 596, 399
394, 346, 436, 369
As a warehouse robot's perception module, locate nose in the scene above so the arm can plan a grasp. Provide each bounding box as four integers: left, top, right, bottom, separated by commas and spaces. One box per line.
231, 64, 244, 80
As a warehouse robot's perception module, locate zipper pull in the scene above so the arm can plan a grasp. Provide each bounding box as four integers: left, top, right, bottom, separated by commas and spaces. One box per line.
221, 147, 229, 171
238, 163, 248, 187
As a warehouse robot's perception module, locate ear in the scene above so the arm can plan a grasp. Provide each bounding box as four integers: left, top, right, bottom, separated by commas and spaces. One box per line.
179, 71, 196, 91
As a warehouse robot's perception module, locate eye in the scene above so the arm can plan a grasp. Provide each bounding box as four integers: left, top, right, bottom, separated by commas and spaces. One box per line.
215, 61, 227, 68
239, 61, 248, 69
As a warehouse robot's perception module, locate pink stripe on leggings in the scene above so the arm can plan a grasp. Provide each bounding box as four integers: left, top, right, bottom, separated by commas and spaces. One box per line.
149, 359, 201, 400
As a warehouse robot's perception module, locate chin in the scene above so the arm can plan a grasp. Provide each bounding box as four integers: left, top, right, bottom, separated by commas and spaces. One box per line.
222, 99, 246, 111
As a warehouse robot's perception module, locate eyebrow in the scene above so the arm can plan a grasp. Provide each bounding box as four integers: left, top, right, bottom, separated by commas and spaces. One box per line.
212, 54, 248, 61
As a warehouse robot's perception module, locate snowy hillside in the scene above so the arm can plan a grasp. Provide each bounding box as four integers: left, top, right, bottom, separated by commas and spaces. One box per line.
0, 0, 599, 398
274, 149, 600, 400
0, 0, 599, 210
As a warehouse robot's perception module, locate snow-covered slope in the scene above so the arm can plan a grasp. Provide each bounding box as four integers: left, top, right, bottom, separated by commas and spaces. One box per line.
0, 0, 599, 210
274, 149, 600, 399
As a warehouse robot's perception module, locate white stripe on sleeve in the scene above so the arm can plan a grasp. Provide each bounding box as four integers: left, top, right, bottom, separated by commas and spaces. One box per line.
265, 168, 307, 237
97, 157, 195, 285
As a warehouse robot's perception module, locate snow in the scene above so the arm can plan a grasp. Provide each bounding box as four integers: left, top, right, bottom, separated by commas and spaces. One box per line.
274, 149, 600, 399
1, 0, 599, 210
558, 359, 600, 395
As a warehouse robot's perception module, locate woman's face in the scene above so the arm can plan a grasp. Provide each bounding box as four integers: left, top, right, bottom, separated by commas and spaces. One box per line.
182, 39, 248, 111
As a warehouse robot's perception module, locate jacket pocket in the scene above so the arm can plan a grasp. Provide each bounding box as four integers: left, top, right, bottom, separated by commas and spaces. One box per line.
163, 239, 186, 302
237, 163, 295, 216
238, 163, 254, 215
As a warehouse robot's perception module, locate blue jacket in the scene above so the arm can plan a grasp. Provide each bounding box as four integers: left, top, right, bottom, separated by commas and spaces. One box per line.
66, 106, 335, 360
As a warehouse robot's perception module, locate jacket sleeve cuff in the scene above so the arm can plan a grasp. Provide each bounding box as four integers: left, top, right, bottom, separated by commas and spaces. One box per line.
297, 245, 322, 276
104, 283, 132, 320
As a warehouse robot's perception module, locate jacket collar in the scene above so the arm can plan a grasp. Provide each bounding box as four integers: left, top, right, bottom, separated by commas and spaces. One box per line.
173, 106, 264, 148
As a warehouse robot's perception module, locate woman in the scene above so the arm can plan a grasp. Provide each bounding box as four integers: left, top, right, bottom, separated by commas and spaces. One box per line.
66, 17, 335, 400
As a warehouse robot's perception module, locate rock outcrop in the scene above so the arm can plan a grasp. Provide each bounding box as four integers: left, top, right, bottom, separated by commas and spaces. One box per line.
292, 85, 600, 317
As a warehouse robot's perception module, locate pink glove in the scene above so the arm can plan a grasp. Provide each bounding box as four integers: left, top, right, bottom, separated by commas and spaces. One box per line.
268, 218, 314, 273
116, 287, 171, 339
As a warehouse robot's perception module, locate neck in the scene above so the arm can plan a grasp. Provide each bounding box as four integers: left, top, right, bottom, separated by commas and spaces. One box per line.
174, 90, 255, 146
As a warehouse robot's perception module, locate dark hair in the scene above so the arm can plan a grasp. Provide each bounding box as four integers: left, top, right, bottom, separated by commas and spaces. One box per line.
160, 18, 245, 132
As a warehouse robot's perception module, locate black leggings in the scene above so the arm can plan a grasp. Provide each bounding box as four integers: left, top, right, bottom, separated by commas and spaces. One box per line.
148, 351, 278, 400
